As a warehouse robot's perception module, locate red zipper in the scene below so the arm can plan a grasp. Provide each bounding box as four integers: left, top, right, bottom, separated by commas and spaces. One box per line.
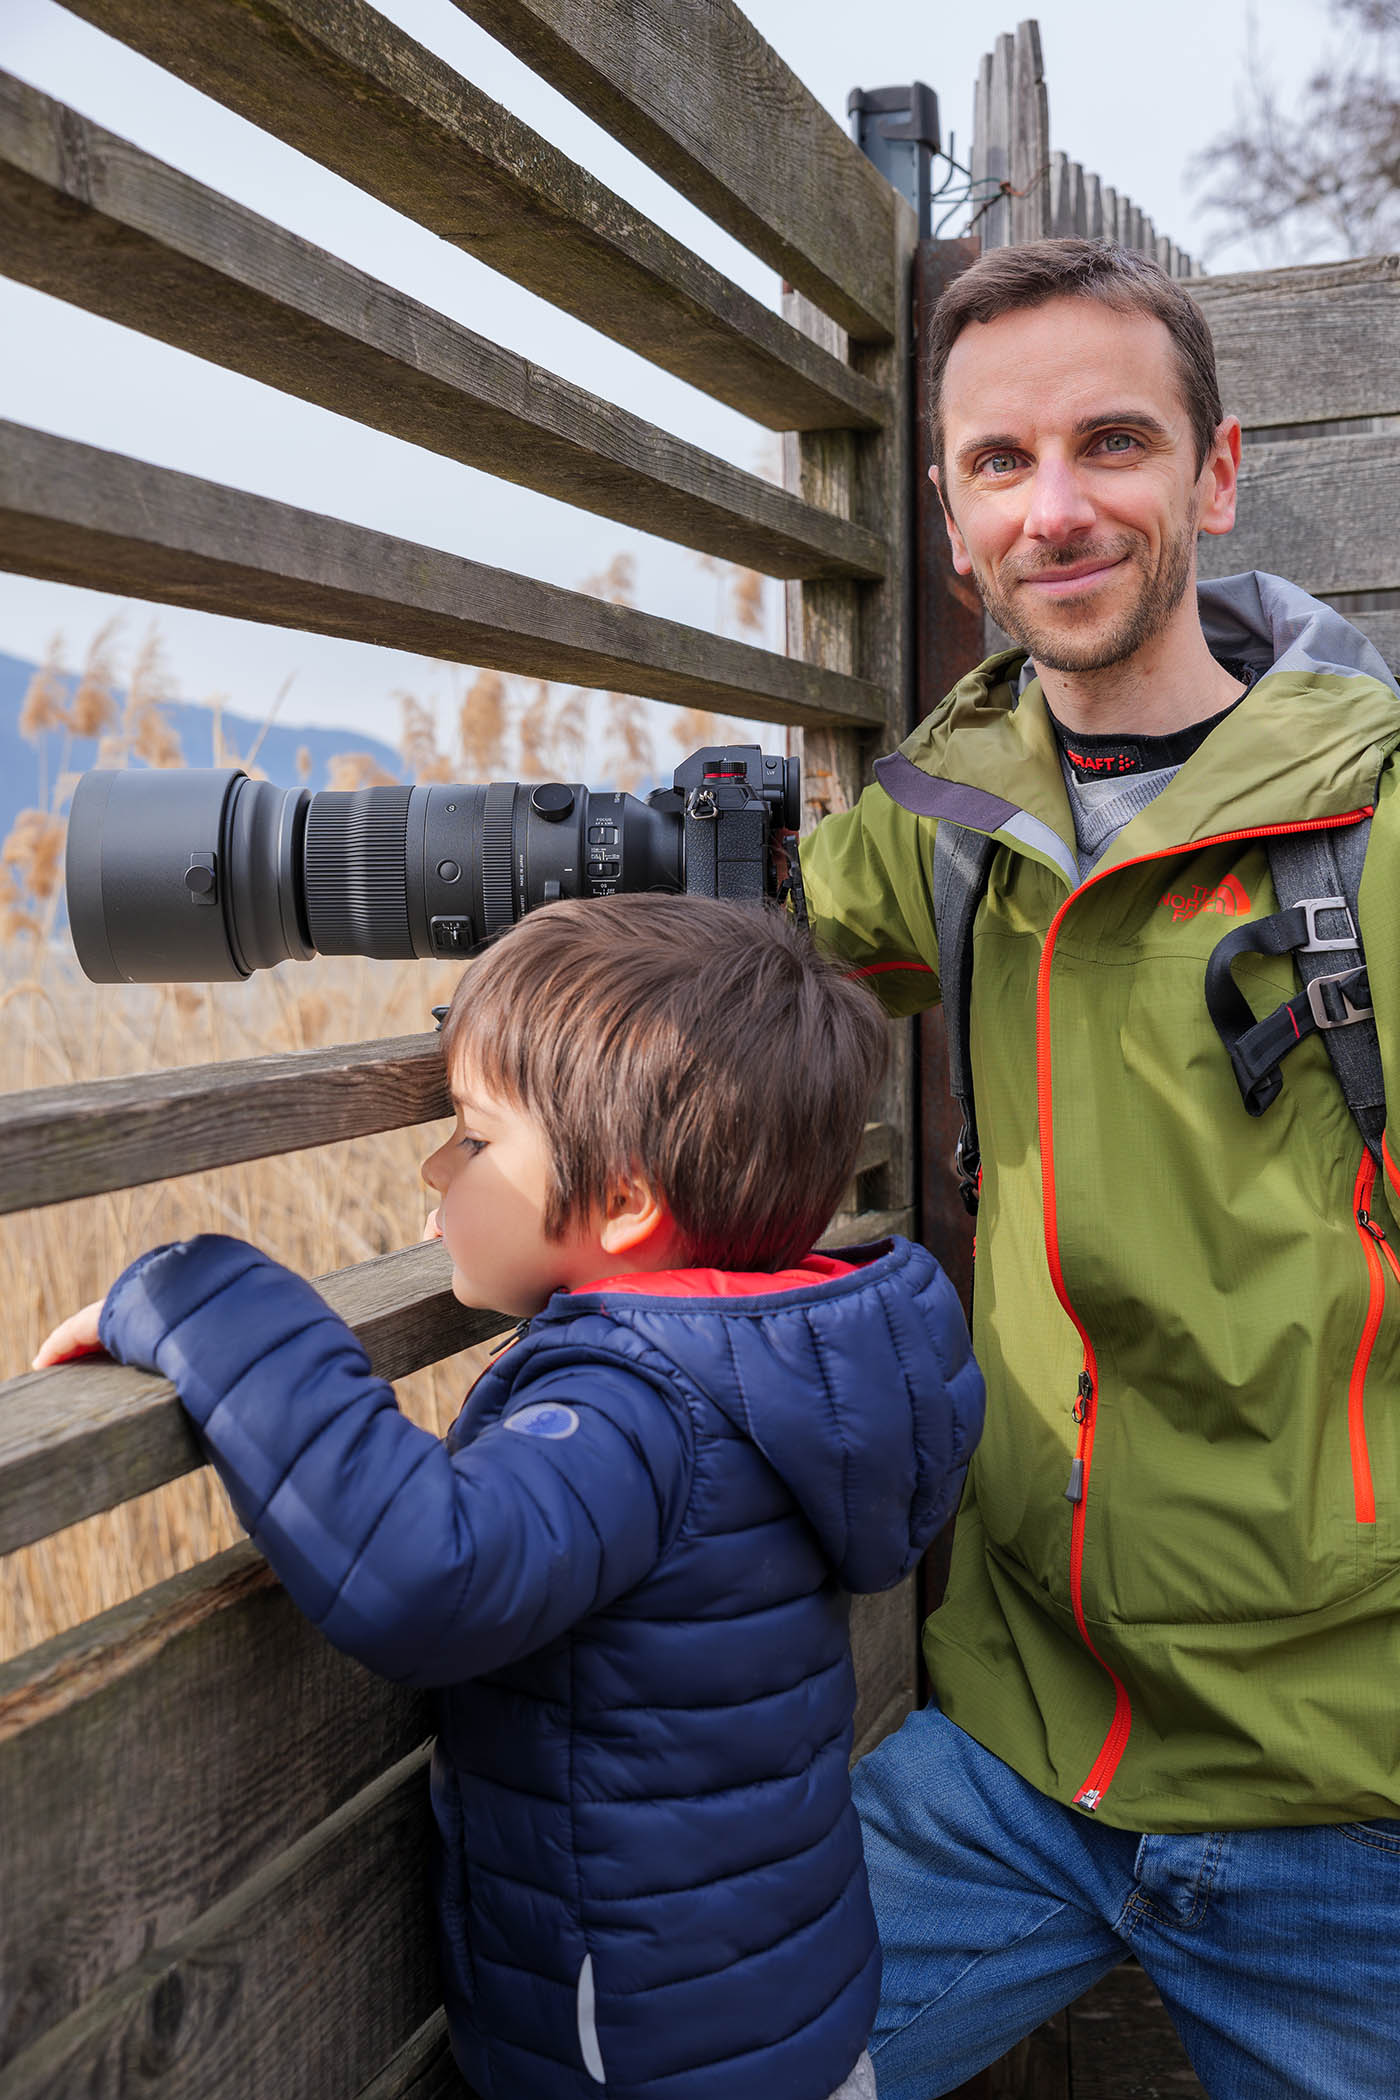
1352, 1151, 1400, 1524
1035, 805, 1373, 1812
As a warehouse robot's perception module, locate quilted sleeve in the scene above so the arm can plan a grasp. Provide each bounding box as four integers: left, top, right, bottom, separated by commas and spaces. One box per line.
100, 1236, 693, 1686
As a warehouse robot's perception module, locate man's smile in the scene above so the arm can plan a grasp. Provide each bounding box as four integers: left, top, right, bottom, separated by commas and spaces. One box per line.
1015, 555, 1129, 598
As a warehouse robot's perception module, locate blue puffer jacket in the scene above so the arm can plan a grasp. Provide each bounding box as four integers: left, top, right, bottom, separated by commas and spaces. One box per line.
101, 1233, 983, 2100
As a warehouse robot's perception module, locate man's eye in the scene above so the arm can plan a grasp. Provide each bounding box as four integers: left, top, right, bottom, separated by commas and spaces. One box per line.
1098, 432, 1139, 454
981, 451, 1020, 476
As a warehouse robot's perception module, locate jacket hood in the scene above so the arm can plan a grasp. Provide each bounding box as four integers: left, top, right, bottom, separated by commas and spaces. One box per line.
1197, 571, 1399, 694
537, 1237, 983, 1593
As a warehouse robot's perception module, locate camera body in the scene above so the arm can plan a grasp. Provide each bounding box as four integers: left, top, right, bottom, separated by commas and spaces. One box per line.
65, 745, 802, 984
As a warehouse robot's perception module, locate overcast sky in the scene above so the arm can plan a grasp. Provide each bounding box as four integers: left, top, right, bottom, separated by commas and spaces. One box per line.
1, 0, 1333, 744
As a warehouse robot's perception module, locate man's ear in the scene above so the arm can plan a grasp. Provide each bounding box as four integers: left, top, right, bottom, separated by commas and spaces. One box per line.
1198, 416, 1242, 538
930, 464, 974, 576
598, 1170, 669, 1257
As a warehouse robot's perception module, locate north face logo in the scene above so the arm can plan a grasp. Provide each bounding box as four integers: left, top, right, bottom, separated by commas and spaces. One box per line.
1159, 875, 1251, 923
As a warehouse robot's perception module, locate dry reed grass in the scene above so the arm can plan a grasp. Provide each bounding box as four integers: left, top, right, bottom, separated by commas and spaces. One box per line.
0, 942, 501, 1661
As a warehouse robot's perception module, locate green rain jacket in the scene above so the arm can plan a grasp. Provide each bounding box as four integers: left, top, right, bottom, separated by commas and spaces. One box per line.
803, 573, 1400, 1830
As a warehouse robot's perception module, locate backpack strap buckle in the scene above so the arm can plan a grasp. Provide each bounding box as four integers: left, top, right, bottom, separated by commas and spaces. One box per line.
1305, 966, 1373, 1031
1297, 895, 1358, 952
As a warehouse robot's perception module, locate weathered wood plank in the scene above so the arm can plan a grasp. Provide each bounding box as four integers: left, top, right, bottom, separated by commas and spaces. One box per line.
817, 1206, 914, 1251
2, 1744, 439, 2099
0, 1034, 452, 1216
0, 74, 884, 581
0, 1239, 510, 1556
1007, 19, 1050, 244
0, 422, 888, 731
0, 1543, 433, 2061
1189, 254, 1400, 429
849, 1578, 917, 1762
355, 2013, 475, 2100
852, 1121, 893, 1178
1335, 605, 1400, 672
449, 0, 896, 342
1197, 431, 1400, 596
55, 0, 882, 434
1066, 1959, 1206, 2096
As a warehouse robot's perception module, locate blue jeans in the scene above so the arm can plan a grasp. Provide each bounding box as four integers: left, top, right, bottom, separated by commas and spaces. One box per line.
852, 1703, 1400, 2099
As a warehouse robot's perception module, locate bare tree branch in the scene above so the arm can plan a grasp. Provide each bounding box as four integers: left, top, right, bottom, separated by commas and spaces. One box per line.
1191, 0, 1400, 261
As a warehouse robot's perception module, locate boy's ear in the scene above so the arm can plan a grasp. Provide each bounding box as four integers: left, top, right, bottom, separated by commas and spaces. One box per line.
598, 1171, 669, 1257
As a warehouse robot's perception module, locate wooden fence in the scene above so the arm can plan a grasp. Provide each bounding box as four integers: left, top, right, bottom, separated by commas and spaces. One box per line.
0, 3, 919, 2093
971, 18, 1200, 273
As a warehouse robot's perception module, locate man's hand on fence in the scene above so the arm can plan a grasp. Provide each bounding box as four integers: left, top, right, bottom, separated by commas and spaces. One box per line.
33, 1299, 107, 1370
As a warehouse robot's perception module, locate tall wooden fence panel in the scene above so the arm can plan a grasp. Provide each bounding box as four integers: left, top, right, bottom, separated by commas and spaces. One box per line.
0, 4, 920, 2093
970, 18, 1199, 274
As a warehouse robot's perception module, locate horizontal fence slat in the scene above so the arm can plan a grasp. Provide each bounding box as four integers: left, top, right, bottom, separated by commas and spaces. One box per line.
56, 0, 884, 433
0, 1240, 509, 1556
355, 2013, 473, 2100
452, 0, 898, 341
4, 1743, 438, 2100
1331, 604, 1400, 673
0, 422, 888, 731
818, 1205, 913, 1250
0, 1035, 452, 1216
852, 1121, 892, 1177
0, 75, 884, 583
0, 1542, 432, 2062
1197, 431, 1400, 597
1190, 254, 1400, 429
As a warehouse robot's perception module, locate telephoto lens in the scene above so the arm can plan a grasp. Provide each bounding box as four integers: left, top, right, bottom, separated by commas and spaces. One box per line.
64, 767, 691, 983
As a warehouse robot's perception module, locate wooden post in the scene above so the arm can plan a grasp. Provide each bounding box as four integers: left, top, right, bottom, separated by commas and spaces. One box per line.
1008, 19, 1050, 243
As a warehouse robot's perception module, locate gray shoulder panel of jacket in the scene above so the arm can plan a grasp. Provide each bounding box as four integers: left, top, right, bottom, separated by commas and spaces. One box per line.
874, 751, 1078, 888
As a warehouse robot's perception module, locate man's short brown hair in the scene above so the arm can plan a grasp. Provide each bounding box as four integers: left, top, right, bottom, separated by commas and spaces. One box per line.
440, 893, 888, 1270
928, 239, 1222, 474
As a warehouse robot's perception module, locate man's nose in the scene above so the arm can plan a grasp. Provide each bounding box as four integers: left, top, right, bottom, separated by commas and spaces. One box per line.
1022, 455, 1097, 543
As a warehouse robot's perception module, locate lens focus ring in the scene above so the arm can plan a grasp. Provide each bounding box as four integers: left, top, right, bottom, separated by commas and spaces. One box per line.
304, 788, 414, 957
480, 782, 516, 940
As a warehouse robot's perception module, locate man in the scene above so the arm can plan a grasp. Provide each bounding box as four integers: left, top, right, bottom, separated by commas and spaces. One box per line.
801, 240, 1400, 2099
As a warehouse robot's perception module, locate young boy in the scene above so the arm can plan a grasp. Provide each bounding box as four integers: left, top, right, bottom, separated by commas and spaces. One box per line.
38, 893, 983, 2100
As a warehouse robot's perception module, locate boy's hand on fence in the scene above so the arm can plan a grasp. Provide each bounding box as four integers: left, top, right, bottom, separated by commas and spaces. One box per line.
33, 1299, 108, 1370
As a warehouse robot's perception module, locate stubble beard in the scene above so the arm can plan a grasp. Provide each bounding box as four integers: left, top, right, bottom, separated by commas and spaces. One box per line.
972, 517, 1199, 675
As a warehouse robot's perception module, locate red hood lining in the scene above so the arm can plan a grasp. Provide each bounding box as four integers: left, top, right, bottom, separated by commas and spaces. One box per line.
571, 1254, 857, 1300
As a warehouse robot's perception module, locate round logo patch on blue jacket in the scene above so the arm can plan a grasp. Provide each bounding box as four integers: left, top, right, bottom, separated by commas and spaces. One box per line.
505, 1401, 580, 1439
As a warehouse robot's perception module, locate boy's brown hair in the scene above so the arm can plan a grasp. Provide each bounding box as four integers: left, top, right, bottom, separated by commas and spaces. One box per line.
927, 238, 1223, 475
441, 893, 888, 1270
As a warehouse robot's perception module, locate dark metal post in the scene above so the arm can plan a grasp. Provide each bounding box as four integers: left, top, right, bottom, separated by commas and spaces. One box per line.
912, 236, 983, 1326
847, 84, 941, 237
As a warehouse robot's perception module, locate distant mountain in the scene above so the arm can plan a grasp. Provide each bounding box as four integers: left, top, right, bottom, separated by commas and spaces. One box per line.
0, 650, 405, 852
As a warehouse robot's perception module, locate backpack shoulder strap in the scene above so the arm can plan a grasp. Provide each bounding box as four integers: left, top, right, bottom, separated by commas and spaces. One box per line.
1269, 820, 1385, 1160
1204, 818, 1383, 1161
932, 822, 998, 1213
